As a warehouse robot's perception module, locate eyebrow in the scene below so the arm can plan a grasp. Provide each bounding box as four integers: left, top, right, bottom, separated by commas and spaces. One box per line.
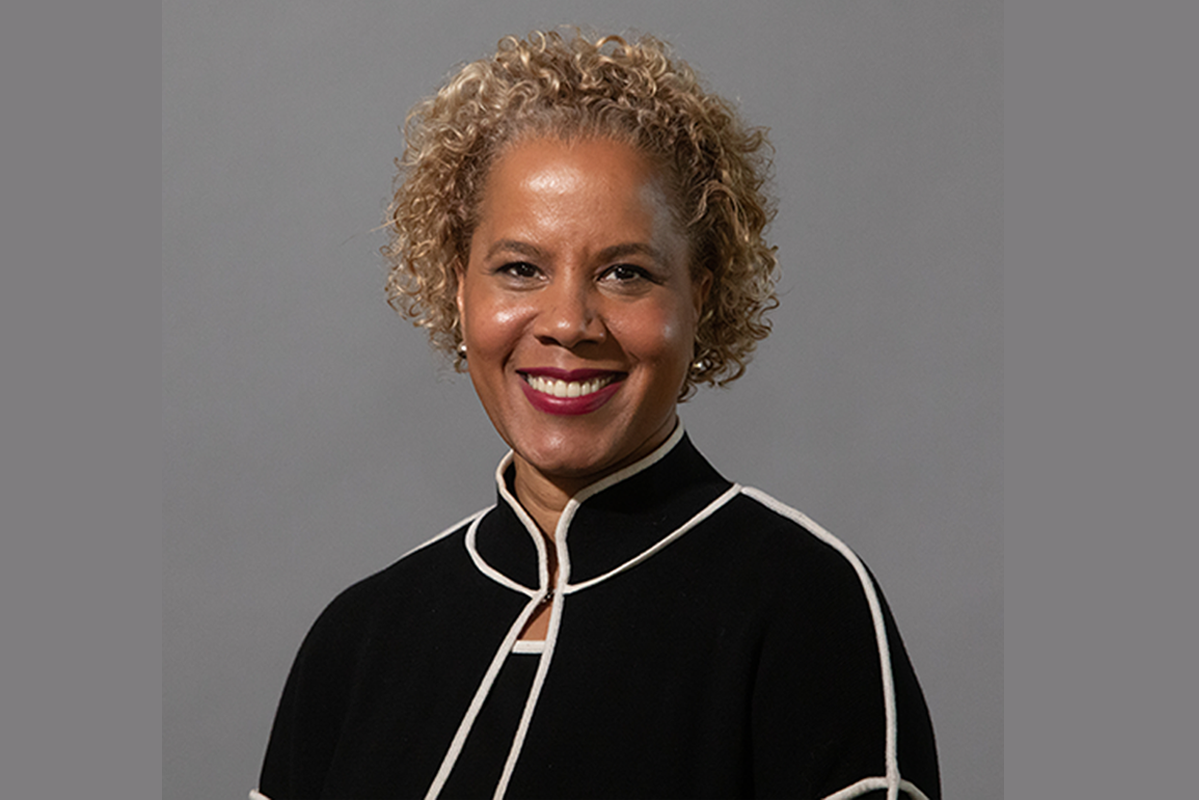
596, 242, 666, 264
484, 239, 666, 265
484, 239, 547, 261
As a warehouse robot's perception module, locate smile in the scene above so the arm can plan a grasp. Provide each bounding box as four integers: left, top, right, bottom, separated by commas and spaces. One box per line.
517, 369, 626, 416
523, 373, 618, 398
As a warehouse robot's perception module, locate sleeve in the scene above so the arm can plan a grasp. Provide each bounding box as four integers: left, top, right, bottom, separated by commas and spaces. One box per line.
256, 588, 368, 800
750, 546, 940, 800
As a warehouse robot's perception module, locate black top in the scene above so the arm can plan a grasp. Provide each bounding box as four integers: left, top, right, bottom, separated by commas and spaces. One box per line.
256, 428, 940, 799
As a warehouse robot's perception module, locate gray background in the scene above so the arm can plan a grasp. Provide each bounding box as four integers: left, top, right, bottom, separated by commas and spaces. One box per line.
163, 2, 1000, 798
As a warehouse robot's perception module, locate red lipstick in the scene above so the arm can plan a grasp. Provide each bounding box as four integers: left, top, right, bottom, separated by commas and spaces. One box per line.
517, 368, 626, 416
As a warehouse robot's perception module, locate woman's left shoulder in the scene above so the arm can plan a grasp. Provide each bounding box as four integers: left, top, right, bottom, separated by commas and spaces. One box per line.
716, 487, 879, 587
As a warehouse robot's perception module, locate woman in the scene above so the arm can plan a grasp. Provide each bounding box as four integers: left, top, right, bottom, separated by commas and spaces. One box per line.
255, 30, 939, 800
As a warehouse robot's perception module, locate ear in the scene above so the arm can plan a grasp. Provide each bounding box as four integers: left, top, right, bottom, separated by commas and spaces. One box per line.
454, 260, 467, 324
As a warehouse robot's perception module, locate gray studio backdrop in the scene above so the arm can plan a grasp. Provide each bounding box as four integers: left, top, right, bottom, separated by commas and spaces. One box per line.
163, 2, 1000, 798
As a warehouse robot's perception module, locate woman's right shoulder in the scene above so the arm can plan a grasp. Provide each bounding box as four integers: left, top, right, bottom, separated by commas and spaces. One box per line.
304, 507, 490, 641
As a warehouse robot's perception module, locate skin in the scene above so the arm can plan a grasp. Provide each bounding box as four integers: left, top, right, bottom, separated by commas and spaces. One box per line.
456, 136, 710, 637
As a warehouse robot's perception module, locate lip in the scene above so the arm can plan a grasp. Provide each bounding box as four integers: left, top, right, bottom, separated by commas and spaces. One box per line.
516, 367, 627, 416
518, 367, 622, 381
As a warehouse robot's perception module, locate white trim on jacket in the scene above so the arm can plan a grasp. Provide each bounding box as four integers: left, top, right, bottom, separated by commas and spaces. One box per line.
255, 424, 935, 800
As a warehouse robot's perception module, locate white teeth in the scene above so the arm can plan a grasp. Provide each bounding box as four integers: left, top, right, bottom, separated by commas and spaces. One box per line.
524, 374, 616, 398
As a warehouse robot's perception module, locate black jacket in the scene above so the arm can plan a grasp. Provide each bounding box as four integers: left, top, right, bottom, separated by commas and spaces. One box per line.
257, 428, 939, 799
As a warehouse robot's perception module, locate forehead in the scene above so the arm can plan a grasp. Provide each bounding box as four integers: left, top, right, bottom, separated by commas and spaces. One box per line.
475, 136, 680, 231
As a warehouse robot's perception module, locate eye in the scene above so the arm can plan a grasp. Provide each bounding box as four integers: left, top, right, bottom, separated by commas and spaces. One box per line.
498, 261, 541, 280
600, 264, 652, 284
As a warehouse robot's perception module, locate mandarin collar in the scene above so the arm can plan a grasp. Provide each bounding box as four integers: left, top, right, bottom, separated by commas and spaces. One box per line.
469, 426, 733, 593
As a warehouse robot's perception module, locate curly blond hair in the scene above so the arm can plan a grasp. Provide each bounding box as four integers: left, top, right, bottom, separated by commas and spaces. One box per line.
384, 29, 777, 397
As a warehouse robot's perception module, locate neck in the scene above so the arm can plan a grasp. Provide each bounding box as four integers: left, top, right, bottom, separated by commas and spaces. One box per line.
511, 468, 575, 540
510, 415, 679, 539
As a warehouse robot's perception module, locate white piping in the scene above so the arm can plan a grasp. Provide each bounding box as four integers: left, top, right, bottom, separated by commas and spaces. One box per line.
822, 777, 932, 800
264, 433, 923, 800
896, 779, 933, 800
741, 487, 902, 800
456, 424, 693, 798
493, 450, 555, 593
465, 514, 538, 597
566, 422, 687, 508
483, 423, 687, 598
423, 589, 549, 800
401, 507, 491, 561
492, 480, 579, 799
493, 577, 565, 798
431, 450, 562, 799
565, 483, 742, 594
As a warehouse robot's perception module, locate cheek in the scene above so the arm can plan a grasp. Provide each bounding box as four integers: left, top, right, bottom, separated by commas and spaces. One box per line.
462, 292, 533, 356
611, 302, 696, 364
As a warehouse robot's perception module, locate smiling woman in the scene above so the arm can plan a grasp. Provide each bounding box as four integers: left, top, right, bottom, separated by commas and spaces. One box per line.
253, 30, 940, 800
460, 137, 706, 515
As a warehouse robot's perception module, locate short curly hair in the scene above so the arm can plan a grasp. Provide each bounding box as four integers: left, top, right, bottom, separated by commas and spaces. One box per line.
384, 29, 777, 397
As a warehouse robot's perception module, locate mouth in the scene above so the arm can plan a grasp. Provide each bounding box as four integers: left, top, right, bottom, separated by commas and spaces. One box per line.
522, 372, 620, 398
517, 368, 627, 415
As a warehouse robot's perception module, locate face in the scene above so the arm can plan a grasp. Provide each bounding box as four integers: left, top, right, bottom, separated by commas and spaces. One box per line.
457, 136, 709, 494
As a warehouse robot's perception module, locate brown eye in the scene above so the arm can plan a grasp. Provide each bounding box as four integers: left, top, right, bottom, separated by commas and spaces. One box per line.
601, 264, 650, 283
499, 261, 540, 279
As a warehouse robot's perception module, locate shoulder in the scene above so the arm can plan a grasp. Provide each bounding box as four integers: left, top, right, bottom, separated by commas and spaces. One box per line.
717, 485, 891, 649
727, 488, 942, 798
706, 487, 907, 699
728, 486, 860, 557
713, 486, 881, 606
298, 509, 486, 654
671, 484, 891, 658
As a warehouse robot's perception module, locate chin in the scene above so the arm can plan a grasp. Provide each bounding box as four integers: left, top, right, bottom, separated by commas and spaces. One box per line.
516, 439, 621, 482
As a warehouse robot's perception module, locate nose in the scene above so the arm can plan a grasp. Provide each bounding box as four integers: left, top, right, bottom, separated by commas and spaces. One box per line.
533, 278, 605, 349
